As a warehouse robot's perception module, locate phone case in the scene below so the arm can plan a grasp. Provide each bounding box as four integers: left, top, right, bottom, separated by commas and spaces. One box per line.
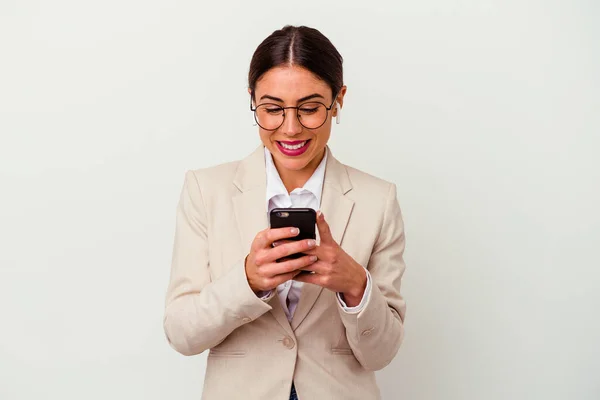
269, 208, 316, 261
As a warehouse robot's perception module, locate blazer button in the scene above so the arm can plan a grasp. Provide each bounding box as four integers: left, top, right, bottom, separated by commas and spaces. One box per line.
282, 336, 295, 349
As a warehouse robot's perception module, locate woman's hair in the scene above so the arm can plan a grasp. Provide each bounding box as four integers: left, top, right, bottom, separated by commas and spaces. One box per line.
248, 25, 343, 100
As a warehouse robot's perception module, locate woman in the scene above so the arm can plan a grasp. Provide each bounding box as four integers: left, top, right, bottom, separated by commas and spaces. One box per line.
164, 25, 407, 400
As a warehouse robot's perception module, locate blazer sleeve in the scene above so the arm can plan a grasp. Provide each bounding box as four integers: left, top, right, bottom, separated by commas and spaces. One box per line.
337, 182, 407, 371
163, 171, 273, 356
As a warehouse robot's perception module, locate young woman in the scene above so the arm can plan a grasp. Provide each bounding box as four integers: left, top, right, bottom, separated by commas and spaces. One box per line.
164, 25, 407, 400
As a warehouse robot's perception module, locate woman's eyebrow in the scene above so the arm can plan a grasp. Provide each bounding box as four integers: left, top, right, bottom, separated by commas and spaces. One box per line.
259, 94, 284, 102
259, 93, 325, 103
297, 93, 324, 103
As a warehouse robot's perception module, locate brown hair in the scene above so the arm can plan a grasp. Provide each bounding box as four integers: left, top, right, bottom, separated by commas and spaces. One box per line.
248, 25, 343, 100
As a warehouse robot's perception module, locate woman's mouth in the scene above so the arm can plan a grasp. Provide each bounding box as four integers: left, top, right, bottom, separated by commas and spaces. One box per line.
275, 140, 311, 156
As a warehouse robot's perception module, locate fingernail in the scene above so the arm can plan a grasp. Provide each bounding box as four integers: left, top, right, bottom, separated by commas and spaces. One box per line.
291, 227, 299, 234
307, 240, 316, 247
310, 256, 318, 262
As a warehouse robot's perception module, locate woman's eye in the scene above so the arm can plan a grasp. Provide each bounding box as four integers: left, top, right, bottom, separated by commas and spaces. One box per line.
299, 107, 318, 114
265, 108, 282, 114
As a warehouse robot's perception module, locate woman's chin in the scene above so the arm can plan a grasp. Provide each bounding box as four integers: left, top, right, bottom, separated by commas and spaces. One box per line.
275, 157, 311, 172
273, 146, 327, 172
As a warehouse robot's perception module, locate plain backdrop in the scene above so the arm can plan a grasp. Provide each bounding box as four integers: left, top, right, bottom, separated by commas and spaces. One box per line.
1, 1, 599, 399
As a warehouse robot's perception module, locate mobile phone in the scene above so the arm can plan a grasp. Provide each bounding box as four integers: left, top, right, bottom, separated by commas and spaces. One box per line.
269, 208, 316, 263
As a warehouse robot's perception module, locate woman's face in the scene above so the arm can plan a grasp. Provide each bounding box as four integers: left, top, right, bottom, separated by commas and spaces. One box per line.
252, 65, 346, 174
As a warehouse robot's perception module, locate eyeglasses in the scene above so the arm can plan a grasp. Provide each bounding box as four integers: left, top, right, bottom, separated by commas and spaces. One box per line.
250, 95, 337, 130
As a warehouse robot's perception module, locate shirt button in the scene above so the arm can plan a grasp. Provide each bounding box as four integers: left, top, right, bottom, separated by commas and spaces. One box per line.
361, 328, 374, 337
241, 317, 252, 323
282, 336, 295, 349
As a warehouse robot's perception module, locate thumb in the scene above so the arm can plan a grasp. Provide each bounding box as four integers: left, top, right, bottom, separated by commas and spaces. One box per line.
316, 211, 334, 244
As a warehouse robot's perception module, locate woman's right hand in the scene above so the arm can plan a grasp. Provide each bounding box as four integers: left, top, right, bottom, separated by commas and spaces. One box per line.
245, 227, 317, 293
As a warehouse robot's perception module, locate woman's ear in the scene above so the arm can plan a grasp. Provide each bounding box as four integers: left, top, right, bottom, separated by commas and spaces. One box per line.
248, 88, 257, 126
333, 85, 347, 123
335, 86, 347, 111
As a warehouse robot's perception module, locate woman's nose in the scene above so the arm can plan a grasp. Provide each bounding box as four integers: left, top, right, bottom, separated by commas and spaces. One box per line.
281, 110, 303, 136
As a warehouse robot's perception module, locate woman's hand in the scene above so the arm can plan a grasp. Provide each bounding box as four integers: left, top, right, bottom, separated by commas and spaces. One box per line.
294, 211, 368, 307
245, 227, 318, 293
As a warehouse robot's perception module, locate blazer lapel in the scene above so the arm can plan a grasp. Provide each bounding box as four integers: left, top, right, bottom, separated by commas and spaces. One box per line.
291, 148, 354, 331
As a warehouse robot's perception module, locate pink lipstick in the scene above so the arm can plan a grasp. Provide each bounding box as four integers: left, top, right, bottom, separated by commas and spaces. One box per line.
276, 140, 311, 157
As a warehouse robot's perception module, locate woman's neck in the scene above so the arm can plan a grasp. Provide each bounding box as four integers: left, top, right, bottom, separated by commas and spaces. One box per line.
274, 148, 326, 193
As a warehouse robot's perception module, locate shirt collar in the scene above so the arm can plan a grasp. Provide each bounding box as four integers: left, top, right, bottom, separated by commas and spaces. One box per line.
264, 146, 328, 207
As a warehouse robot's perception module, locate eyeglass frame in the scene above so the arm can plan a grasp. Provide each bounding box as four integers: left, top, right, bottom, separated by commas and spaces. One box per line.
249, 92, 339, 131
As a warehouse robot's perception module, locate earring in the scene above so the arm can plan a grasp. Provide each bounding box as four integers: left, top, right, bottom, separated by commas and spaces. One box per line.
336, 102, 341, 124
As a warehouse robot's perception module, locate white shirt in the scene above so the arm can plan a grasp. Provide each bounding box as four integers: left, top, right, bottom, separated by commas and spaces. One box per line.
262, 147, 372, 321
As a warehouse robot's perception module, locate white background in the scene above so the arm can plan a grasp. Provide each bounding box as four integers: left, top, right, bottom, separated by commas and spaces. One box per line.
1, 1, 599, 399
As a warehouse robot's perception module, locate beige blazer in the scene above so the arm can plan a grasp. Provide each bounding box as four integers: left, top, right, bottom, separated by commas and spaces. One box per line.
164, 146, 407, 400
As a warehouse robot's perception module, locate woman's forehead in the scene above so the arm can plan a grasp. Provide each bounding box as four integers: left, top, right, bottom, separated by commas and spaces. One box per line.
255, 65, 330, 100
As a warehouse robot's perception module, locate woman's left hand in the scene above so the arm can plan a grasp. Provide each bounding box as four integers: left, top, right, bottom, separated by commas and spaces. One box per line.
292, 211, 367, 307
